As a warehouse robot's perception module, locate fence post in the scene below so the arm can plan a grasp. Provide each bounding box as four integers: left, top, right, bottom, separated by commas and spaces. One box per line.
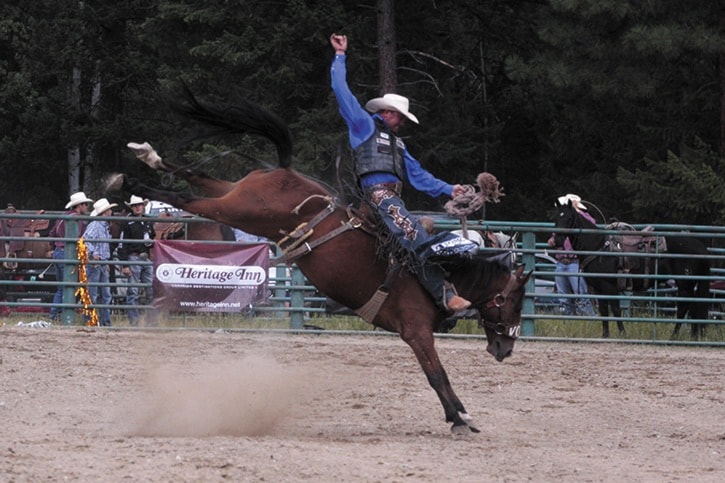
521, 230, 536, 336
61, 218, 78, 325
289, 266, 305, 329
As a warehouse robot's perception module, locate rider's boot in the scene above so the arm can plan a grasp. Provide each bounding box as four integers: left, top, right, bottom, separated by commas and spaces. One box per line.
446, 294, 472, 312
443, 282, 471, 312
416, 265, 472, 313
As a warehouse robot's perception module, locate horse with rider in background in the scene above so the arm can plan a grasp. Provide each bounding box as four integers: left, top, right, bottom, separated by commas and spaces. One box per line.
553, 198, 711, 339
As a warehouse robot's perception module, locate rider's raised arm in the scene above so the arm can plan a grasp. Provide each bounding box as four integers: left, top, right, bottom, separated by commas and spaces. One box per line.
329, 35, 375, 149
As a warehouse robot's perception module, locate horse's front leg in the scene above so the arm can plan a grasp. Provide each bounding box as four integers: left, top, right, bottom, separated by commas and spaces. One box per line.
402, 332, 479, 434
611, 299, 626, 335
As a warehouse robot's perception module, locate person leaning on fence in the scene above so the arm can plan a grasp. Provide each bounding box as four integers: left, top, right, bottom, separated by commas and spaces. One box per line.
48, 192, 93, 322
547, 194, 596, 316
83, 198, 117, 327
116, 195, 156, 326
329, 33, 477, 313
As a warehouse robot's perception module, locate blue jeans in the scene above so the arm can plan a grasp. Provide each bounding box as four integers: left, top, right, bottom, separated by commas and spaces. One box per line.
50, 247, 65, 319
125, 254, 154, 325
87, 263, 112, 326
368, 187, 475, 308
554, 260, 595, 316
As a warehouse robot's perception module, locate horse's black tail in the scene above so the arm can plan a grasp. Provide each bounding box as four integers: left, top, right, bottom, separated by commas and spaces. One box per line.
172, 86, 293, 168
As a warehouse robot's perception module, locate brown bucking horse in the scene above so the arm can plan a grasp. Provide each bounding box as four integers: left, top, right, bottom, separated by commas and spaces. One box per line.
107, 92, 531, 434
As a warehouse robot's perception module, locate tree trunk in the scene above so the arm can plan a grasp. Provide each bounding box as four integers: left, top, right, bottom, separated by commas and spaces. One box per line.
67, 66, 82, 195
84, 65, 103, 194
376, 0, 397, 94
720, 0, 725, 157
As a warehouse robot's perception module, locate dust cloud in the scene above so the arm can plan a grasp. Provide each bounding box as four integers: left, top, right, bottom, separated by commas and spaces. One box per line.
122, 354, 313, 437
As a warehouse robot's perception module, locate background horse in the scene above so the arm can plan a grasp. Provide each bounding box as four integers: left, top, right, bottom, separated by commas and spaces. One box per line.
553, 200, 711, 339
108, 91, 531, 434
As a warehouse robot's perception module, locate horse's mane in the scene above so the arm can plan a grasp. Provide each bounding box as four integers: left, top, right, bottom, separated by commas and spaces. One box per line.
443, 252, 512, 289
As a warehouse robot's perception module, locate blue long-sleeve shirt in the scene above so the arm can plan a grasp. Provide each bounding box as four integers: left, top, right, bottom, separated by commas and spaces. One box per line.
330, 54, 453, 198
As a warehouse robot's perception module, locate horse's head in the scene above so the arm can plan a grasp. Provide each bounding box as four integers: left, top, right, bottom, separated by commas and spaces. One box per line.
479, 265, 532, 362
552, 199, 579, 248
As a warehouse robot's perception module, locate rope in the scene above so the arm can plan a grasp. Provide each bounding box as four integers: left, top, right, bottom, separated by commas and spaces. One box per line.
445, 172, 504, 218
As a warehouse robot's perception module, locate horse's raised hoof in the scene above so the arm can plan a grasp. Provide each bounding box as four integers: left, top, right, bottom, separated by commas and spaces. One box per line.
103, 173, 126, 193
127, 142, 164, 169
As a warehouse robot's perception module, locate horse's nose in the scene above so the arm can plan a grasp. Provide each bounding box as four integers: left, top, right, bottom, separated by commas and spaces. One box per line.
487, 339, 513, 362
497, 348, 513, 362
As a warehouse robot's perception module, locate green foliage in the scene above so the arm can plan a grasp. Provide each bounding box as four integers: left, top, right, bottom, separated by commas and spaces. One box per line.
617, 138, 725, 225
0, 0, 722, 225
501, 0, 723, 221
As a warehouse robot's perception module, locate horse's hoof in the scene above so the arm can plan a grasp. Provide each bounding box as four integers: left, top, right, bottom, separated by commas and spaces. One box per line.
127, 141, 152, 155
451, 412, 480, 435
127, 142, 164, 169
451, 423, 479, 435
103, 173, 125, 193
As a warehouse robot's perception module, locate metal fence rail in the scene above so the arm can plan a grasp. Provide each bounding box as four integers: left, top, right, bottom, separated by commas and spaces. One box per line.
2, 211, 723, 343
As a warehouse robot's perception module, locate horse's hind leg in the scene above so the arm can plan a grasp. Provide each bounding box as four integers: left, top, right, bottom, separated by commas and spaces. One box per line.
127, 142, 236, 198
402, 331, 479, 434
600, 300, 610, 338
611, 299, 626, 335
108, 176, 215, 219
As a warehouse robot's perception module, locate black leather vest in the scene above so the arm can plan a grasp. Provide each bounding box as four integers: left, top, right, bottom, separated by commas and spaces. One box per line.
353, 121, 406, 180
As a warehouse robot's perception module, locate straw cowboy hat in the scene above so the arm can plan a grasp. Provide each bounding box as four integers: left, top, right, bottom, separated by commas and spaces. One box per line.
125, 195, 149, 207
90, 198, 118, 216
557, 193, 588, 211
65, 192, 94, 209
365, 93, 419, 124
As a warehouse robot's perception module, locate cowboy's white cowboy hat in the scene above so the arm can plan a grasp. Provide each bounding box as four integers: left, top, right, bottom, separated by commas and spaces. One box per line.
557, 193, 587, 211
125, 195, 149, 207
91, 198, 118, 216
65, 192, 94, 209
365, 94, 419, 124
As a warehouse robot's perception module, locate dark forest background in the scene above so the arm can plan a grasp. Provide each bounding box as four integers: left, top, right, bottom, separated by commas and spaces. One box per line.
1, 0, 723, 225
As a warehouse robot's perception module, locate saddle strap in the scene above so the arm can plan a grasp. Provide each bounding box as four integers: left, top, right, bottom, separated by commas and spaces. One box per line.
354, 261, 403, 323
277, 199, 336, 253
355, 288, 389, 323
280, 215, 362, 264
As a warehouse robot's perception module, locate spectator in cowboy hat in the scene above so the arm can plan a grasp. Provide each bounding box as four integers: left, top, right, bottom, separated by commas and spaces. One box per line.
329, 33, 477, 313
48, 192, 93, 322
84, 198, 118, 326
557, 193, 591, 215
548, 193, 596, 316
116, 194, 156, 326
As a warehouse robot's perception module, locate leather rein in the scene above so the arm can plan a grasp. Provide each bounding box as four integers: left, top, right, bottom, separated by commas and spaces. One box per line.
478, 273, 522, 339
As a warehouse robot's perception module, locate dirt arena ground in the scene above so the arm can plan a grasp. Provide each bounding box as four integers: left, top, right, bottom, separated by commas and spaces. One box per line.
1, 326, 723, 482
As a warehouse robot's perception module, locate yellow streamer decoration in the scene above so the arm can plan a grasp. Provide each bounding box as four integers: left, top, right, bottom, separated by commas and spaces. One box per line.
75, 238, 98, 327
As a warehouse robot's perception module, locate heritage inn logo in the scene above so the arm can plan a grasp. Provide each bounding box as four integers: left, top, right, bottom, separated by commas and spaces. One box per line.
156, 263, 267, 286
